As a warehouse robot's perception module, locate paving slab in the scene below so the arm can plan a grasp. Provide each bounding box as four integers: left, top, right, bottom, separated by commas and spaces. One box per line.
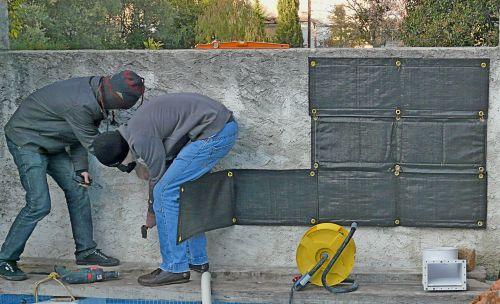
0, 260, 491, 304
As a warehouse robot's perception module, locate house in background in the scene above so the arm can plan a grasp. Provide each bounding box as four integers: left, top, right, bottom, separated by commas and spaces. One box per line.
299, 12, 331, 48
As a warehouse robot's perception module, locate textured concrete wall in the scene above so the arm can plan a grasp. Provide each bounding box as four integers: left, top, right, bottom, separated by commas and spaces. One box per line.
0, 48, 498, 276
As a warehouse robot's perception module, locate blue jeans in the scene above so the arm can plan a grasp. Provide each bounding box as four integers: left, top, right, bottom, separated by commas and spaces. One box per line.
0, 137, 97, 261
153, 121, 238, 273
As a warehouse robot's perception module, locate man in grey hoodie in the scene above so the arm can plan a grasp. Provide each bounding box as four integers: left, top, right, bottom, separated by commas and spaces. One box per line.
92, 93, 237, 286
0, 71, 145, 281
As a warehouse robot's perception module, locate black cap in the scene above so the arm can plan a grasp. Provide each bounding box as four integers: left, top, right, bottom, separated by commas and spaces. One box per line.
101, 70, 145, 109
92, 131, 129, 166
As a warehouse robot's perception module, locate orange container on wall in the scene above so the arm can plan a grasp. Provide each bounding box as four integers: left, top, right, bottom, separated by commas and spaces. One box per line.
195, 40, 289, 49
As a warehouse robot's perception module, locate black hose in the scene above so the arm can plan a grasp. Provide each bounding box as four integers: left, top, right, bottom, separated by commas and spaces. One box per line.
323, 278, 359, 293
308, 252, 329, 278
289, 252, 329, 304
321, 222, 359, 294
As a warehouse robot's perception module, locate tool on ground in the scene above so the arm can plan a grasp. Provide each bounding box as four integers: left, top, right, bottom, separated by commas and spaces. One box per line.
289, 222, 358, 303
33, 272, 75, 303
54, 265, 119, 284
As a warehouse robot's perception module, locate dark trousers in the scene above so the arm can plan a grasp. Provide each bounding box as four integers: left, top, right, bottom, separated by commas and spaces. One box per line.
0, 137, 96, 261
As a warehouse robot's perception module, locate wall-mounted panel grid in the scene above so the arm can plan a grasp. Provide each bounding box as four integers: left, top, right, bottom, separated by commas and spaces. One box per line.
309, 57, 489, 229
176, 57, 490, 240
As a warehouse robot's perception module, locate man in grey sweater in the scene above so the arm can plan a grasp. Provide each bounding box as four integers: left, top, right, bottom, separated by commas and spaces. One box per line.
0, 71, 145, 281
92, 93, 237, 286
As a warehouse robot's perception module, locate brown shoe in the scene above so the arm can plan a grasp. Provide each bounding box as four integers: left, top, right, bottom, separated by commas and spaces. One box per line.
137, 268, 190, 287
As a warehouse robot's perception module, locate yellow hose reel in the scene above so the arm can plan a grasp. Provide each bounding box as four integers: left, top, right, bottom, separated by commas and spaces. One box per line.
296, 223, 356, 286
290, 222, 358, 303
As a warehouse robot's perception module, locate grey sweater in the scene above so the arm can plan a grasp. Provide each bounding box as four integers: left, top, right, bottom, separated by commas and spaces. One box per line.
4, 77, 103, 172
118, 93, 232, 194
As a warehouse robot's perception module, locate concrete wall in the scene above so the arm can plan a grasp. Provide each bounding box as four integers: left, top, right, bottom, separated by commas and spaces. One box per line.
0, 48, 499, 275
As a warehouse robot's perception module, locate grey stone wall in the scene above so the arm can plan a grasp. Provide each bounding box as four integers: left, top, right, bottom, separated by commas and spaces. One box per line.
0, 48, 498, 275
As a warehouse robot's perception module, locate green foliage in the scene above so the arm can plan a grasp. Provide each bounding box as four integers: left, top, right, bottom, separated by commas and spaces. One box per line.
7, 0, 24, 39
7, 0, 190, 49
43, 0, 123, 49
345, 0, 401, 47
143, 37, 165, 49
275, 0, 303, 47
8, 0, 125, 49
327, 5, 361, 47
195, 0, 268, 44
119, 0, 176, 49
8, 1, 52, 50
166, 0, 206, 49
249, 0, 267, 41
401, 0, 499, 47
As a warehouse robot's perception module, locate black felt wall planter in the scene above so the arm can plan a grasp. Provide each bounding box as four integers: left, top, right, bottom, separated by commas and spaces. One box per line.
310, 58, 488, 229
177, 58, 489, 242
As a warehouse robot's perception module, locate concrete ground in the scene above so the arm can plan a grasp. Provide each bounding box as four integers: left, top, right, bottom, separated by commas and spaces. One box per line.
0, 258, 492, 304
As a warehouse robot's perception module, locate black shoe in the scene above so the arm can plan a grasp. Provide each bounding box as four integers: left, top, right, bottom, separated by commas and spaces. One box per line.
189, 263, 209, 273
0, 261, 28, 281
138, 268, 190, 287
76, 249, 120, 267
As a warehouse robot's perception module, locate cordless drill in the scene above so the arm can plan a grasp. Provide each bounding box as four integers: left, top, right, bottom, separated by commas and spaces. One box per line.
54, 266, 119, 284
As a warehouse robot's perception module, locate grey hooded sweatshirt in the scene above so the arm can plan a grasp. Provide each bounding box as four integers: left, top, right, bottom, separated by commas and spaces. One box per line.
4, 77, 103, 172
118, 93, 232, 194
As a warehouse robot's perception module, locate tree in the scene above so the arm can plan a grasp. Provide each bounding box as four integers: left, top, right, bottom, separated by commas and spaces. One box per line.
345, 0, 404, 47
8, 0, 53, 50
247, 0, 267, 41
165, 0, 206, 49
328, 5, 359, 47
195, 0, 267, 44
42, 0, 124, 49
119, 0, 176, 49
275, 0, 303, 47
8, 0, 125, 49
7, 0, 25, 39
401, 0, 499, 47
8, 0, 185, 50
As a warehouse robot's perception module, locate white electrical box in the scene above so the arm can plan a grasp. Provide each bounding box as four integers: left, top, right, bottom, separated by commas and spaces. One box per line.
422, 247, 467, 291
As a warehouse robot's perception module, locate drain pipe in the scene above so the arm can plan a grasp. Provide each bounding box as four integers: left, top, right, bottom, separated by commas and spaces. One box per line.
201, 271, 212, 304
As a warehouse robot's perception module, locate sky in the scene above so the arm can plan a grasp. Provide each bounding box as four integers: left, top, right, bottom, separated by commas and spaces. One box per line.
259, 0, 346, 24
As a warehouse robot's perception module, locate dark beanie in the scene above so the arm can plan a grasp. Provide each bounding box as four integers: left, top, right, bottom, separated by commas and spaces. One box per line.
92, 131, 129, 166
101, 70, 145, 110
